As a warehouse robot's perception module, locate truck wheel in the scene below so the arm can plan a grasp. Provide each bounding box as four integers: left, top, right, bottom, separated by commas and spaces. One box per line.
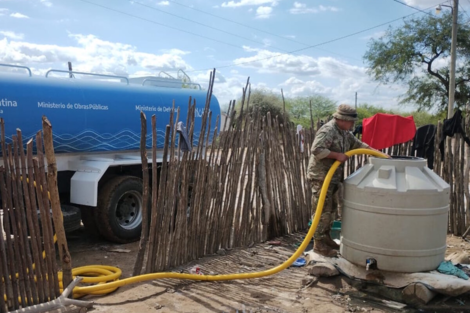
62, 205, 82, 233
96, 176, 143, 243
37, 205, 81, 234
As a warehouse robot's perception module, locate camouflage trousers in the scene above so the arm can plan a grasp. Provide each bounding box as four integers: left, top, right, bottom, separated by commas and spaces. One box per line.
311, 180, 341, 240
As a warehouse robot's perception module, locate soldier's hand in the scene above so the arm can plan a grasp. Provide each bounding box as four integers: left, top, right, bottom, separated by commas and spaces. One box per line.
336, 153, 349, 163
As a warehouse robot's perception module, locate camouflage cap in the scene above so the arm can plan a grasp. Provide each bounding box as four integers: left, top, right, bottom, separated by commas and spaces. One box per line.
332, 104, 358, 122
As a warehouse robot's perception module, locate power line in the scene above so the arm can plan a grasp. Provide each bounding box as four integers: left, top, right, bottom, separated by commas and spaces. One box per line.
78, 0, 434, 75
392, 0, 470, 25
79, 0, 361, 63
186, 11, 426, 73
391, 0, 438, 17
132, 0, 292, 53
78, 0, 244, 50
167, 0, 362, 62
168, 0, 311, 46
459, 2, 470, 22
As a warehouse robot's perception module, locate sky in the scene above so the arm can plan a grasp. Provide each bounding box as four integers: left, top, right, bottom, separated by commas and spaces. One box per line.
0, 0, 464, 112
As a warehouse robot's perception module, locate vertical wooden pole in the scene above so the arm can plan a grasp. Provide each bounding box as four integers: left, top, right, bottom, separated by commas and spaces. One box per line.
0, 170, 17, 310
27, 140, 49, 301
18, 133, 45, 304
11, 136, 36, 305
0, 170, 8, 313
5, 143, 28, 306
146, 115, 158, 273
35, 131, 60, 297
133, 112, 149, 276
0, 119, 18, 309
42, 117, 73, 290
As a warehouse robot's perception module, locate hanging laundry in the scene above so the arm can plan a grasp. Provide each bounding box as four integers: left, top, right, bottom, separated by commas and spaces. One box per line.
353, 125, 362, 137
439, 109, 470, 159
176, 121, 192, 152
412, 124, 436, 169
362, 113, 416, 150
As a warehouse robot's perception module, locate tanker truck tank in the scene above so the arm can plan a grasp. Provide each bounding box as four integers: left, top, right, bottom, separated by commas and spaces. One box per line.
0, 64, 221, 243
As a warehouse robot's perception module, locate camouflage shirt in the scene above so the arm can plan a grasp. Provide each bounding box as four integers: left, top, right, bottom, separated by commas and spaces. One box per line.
307, 119, 369, 184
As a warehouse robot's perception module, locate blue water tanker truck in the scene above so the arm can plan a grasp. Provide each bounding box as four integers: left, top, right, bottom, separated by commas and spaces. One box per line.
0, 64, 221, 243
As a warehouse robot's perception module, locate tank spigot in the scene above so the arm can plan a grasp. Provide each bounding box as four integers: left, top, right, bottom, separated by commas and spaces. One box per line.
366, 258, 377, 271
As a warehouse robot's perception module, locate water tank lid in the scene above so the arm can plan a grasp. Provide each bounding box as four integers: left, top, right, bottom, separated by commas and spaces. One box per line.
346, 157, 449, 193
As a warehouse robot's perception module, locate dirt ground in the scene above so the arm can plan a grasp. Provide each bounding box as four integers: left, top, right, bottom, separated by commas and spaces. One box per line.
65, 229, 470, 313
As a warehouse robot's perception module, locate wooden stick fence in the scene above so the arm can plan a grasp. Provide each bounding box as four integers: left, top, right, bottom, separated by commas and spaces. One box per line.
0, 118, 71, 312
135, 72, 312, 274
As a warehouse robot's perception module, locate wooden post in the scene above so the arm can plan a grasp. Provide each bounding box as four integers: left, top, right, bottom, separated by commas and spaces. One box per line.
36, 131, 60, 297
18, 133, 45, 304
133, 112, 150, 276
465, 106, 470, 232
1, 119, 20, 310
5, 144, 28, 307
27, 140, 48, 302
42, 117, 73, 291
145, 115, 158, 273
0, 170, 8, 313
11, 136, 36, 305
459, 135, 465, 234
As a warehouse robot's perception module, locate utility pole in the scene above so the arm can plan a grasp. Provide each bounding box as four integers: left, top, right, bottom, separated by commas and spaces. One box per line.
448, 0, 459, 119
355, 92, 357, 109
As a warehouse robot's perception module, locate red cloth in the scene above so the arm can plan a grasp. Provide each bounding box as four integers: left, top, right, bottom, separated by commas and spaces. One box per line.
362, 113, 416, 150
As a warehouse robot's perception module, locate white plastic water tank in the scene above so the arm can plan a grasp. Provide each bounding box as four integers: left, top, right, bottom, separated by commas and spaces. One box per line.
340, 156, 449, 273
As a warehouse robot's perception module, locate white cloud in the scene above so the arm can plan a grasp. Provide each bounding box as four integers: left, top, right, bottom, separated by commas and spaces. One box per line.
256, 6, 273, 19
40, 0, 52, 7
0, 31, 24, 40
402, 0, 442, 9
157, 0, 169, 5
10, 12, 29, 18
159, 48, 190, 55
232, 47, 405, 109
192, 70, 247, 108
317, 57, 364, 79
221, 0, 278, 8
289, 2, 339, 14
233, 46, 320, 75
0, 8, 8, 16
0, 34, 192, 76
280, 77, 303, 86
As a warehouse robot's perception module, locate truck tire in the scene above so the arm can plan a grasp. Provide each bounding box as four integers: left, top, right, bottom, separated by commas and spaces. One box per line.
96, 176, 144, 243
37, 205, 81, 234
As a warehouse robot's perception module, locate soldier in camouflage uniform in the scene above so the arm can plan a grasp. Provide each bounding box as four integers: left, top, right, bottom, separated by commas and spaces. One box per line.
307, 104, 382, 257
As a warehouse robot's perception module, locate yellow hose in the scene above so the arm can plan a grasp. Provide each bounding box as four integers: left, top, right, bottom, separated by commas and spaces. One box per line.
3, 148, 387, 301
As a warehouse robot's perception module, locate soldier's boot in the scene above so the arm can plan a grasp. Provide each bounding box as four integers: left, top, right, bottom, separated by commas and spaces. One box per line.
324, 234, 340, 250
314, 239, 338, 258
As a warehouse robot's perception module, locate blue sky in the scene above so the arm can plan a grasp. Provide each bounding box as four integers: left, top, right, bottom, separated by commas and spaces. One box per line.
0, 0, 460, 111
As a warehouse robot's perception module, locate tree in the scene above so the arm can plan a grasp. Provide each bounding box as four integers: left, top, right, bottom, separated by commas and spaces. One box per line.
356, 103, 394, 122
364, 12, 470, 112
234, 88, 289, 125
286, 95, 336, 128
